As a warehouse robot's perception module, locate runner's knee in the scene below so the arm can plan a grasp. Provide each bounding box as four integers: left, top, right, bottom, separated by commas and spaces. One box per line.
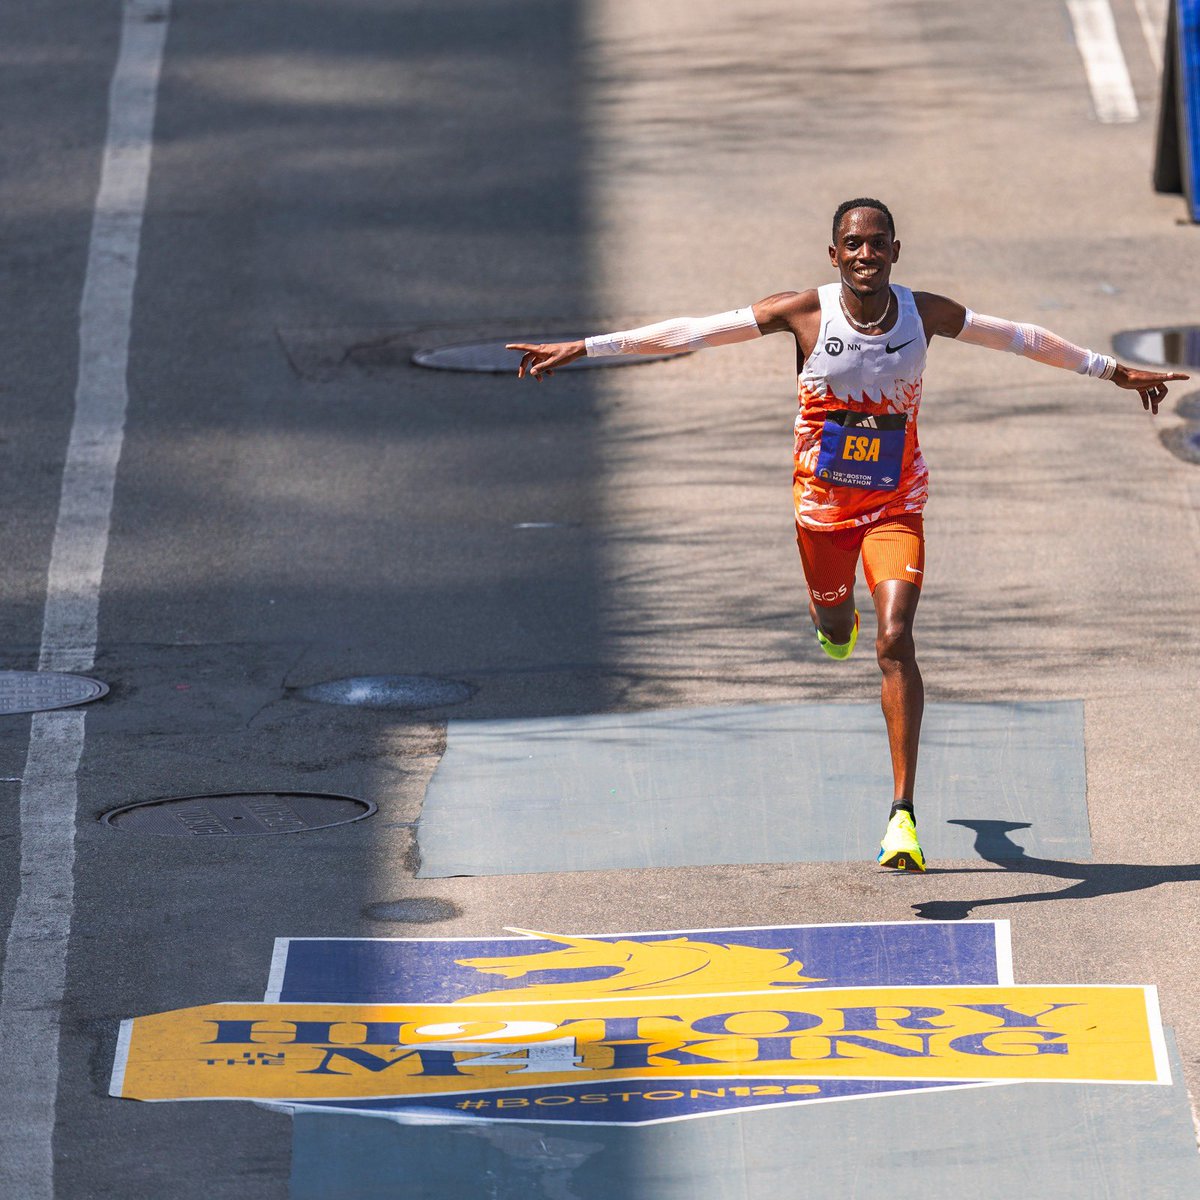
875, 619, 915, 668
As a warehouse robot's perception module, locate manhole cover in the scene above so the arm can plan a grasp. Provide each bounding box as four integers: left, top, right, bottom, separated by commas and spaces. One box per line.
297, 675, 474, 710
1176, 393, 1200, 421
1113, 327, 1200, 367
0, 671, 109, 715
1161, 424, 1200, 464
102, 791, 375, 837
363, 897, 462, 924
412, 338, 690, 373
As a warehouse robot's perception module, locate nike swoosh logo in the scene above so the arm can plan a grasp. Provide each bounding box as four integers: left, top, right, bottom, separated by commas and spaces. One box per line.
905, 564, 923, 574
886, 338, 916, 354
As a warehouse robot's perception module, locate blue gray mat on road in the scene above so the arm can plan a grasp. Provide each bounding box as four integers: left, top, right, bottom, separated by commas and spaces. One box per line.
416, 700, 1088, 876
289, 1030, 1198, 1200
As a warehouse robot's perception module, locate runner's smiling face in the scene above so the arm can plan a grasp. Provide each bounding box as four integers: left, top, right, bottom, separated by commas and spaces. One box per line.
829, 208, 900, 299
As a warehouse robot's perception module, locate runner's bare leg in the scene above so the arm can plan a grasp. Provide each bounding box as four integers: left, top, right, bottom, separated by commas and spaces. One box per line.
808, 593, 856, 644
872, 579, 923, 803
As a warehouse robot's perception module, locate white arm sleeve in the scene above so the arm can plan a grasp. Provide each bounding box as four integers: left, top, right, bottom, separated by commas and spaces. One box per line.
584, 307, 762, 357
956, 309, 1116, 379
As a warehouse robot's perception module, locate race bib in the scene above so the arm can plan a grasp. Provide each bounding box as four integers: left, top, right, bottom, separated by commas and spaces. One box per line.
815, 411, 907, 491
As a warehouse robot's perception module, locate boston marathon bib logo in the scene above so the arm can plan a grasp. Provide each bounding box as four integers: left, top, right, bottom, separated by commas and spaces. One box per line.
109, 922, 1170, 1126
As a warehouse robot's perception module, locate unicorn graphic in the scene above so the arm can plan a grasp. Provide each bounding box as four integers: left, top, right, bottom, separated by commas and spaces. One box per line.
454, 929, 823, 1003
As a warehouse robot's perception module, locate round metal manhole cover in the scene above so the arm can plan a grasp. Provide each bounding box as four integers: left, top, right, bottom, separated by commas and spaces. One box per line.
297, 675, 474, 710
412, 338, 691, 373
102, 791, 375, 837
0, 671, 109, 715
1161, 424, 1200, 464
1175, 393, 1200, 421
1113, 327, 1200, 367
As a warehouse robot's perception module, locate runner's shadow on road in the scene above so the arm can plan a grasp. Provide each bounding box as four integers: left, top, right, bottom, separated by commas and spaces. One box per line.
913, 819, 1200, 921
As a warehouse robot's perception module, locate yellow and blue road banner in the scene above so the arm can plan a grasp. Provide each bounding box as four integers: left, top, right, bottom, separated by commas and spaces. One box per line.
110, 922, 1170, 1126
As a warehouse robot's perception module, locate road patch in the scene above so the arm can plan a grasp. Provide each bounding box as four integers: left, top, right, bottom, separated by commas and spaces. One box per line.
416, 701, 1088, 875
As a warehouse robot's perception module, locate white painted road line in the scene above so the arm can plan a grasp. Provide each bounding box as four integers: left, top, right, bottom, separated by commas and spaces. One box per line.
1066, 0, 1141, 122
0, 2, 170, 1196
1132, 0, 1166, 71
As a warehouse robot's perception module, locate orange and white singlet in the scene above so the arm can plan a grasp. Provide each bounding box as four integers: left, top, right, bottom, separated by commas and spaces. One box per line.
793, 283, 928, 531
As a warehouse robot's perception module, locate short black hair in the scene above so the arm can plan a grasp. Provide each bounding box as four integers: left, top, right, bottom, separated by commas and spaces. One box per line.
832, 197, 895, 242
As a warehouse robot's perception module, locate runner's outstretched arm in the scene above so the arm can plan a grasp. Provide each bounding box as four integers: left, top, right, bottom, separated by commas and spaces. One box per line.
506, 310, 761, 381
916, 292, 1189, 414
506, 293, 814, 381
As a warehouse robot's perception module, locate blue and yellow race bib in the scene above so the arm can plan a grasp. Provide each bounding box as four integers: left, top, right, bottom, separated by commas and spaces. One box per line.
815, 411, 907, 491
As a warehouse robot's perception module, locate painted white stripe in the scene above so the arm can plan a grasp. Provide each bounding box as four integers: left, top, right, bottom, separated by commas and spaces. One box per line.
1132, 0, 1165, 71
108, 1019, 136, 1097
0, 2, 170, 1195
993, 919, 1014, 987
1066, 0, 1141, 122
1144, 985, 1174, 1086
265, 939, 293, 1003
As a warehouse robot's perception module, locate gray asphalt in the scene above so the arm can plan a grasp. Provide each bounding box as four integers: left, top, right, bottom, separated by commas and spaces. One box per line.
2, 0, 1198, 1196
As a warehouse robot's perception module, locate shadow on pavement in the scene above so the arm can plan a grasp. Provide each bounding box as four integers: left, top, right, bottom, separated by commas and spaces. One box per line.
915, 819, 1200, 921
59, 2, 619, 1198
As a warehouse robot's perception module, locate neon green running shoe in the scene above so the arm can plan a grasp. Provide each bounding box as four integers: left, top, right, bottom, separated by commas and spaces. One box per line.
816, 610, 859, 660
877, 809, 926, 872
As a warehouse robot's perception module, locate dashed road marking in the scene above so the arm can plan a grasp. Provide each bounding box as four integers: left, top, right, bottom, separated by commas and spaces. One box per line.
1131, 0, 1166, 70
1066, 0, 1141, 122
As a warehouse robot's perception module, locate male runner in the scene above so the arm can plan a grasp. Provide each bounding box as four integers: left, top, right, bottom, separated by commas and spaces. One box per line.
508, 198, 1186, 872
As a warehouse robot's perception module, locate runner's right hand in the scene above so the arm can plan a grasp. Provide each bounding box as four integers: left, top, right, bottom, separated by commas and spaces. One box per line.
1110, 363, 1190, 414
506, 340, 586, 380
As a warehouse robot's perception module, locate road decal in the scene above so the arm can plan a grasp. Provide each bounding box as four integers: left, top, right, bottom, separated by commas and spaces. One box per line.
110, 922, 1168, 1125
269, 920, 1013, 1003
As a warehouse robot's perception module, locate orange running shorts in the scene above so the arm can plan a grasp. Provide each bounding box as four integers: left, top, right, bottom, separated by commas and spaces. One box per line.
795, 514, 925, 607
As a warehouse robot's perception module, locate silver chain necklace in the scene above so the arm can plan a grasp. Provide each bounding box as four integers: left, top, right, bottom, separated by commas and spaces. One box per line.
839, 287, 892, 332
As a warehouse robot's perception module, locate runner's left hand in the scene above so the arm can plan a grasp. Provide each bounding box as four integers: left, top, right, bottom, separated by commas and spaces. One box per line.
1111, 364, 1190, 414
